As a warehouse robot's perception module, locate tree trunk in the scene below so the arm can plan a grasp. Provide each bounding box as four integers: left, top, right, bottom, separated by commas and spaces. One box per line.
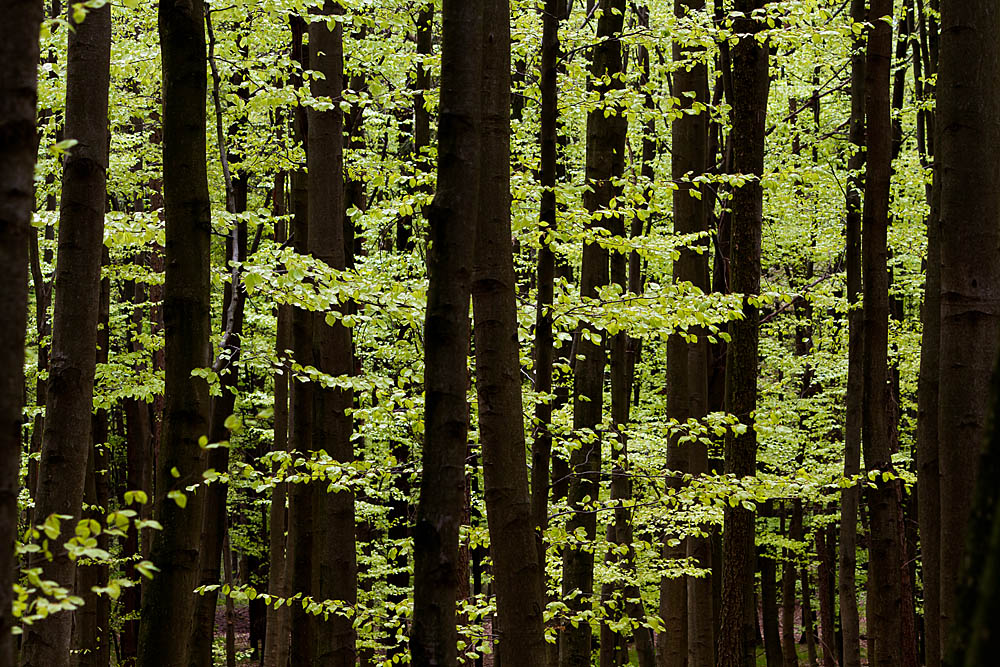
935, 0, 1000, 660
815, 524, 836, 667
760, 534, 782, 667
285, 15, 317, 665
73, 252, 112, 667
781, 506, 799, 667
531, 0, 565, 576
839, 3, 866, 667
263, 177, 292, 667
307, 6, 358, 664
410, 1, 483, 663
22, 4, 111, 665
137, 0, 214, 663
717, 2, 769, 665
472, 1, 548, 664
398, 2, 433, 251
860, 2, 909, 665
559, 2, 625, 665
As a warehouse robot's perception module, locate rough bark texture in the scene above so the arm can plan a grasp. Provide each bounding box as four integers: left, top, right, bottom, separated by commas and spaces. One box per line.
409, 1, 482, 663
559, 2, 626, 665
137, 1, 214, 663
21, 5, 111, 665
935, 0, 1000, 660
471, 4, 548, 664
717, 2, 769, 665
860, 2, 909, 665
839, 3, 866, 666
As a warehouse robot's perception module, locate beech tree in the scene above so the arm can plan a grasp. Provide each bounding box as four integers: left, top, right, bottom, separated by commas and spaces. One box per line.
6, 2, 1000, 667
136, 1, 213, 663
471, 0, 547, 663
410, 1, 482, 663
21, 3, 111, 664
717, 1, 770, 664
0, 2, 44, 665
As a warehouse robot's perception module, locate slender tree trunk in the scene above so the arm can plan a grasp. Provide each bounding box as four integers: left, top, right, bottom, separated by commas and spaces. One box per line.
472, 1, 548, 664
22, 4, 111, 665
839, 4, 866, 667
410, 2, 483, 663
815, 524, 836, 667
801, 560, 817, 667
559, 3, 625, 665
264, 176, 291, 667
718, 2, 769, 665
398, 2, 433, 251
760, 530, 782, 667
781, 506, 799, 667
137, 0, 214, 663
121, 267, 152, 667
73, 251, 112, 667
189, 14, 250, 664
861, 2, 909, 665
531, 0, 564, 575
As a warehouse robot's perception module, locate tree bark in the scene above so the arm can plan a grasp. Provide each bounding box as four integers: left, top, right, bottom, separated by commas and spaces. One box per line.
472, 0, 548, 664
717, 2, 769, 665
73, 251, 112, 667
137, 0, 214, 663
22, 4, 111, 665
781, 505, 799, 667
308, 6, 359, 665
559, 2, 626, 665
860, 2, 910, 665
531, 0, 564, 575
935, 0, 1000, 661
839, 3, 866, 667
263, 176, 291, 667
410, 1, 483, 663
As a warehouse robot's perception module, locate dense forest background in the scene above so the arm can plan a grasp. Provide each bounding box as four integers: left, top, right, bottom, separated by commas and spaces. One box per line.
2, 0, 1000, 665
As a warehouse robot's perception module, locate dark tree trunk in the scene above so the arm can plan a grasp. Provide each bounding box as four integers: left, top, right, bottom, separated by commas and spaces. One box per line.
189, 14, 251, 664
409, 1, 483, 663
137, 0, 214, 663
22, 4, 111, 665
531, 0, 564, 575
839, 3, 866, 667
935, 0, 1000, 662
815, 524, 836, 667
801, 560, 817, 667
781, 505, 799, 667
860, 2, 910, 665
307, 6, 358, 665
559, 3, 626, 666
286, 15, 317, 665
264, 176, 292, 667
73, 251, 112, 667
760, 536, 782, 667
717, 2, 769, 665
398, 2, 433, 251
472, 0, 548, 664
